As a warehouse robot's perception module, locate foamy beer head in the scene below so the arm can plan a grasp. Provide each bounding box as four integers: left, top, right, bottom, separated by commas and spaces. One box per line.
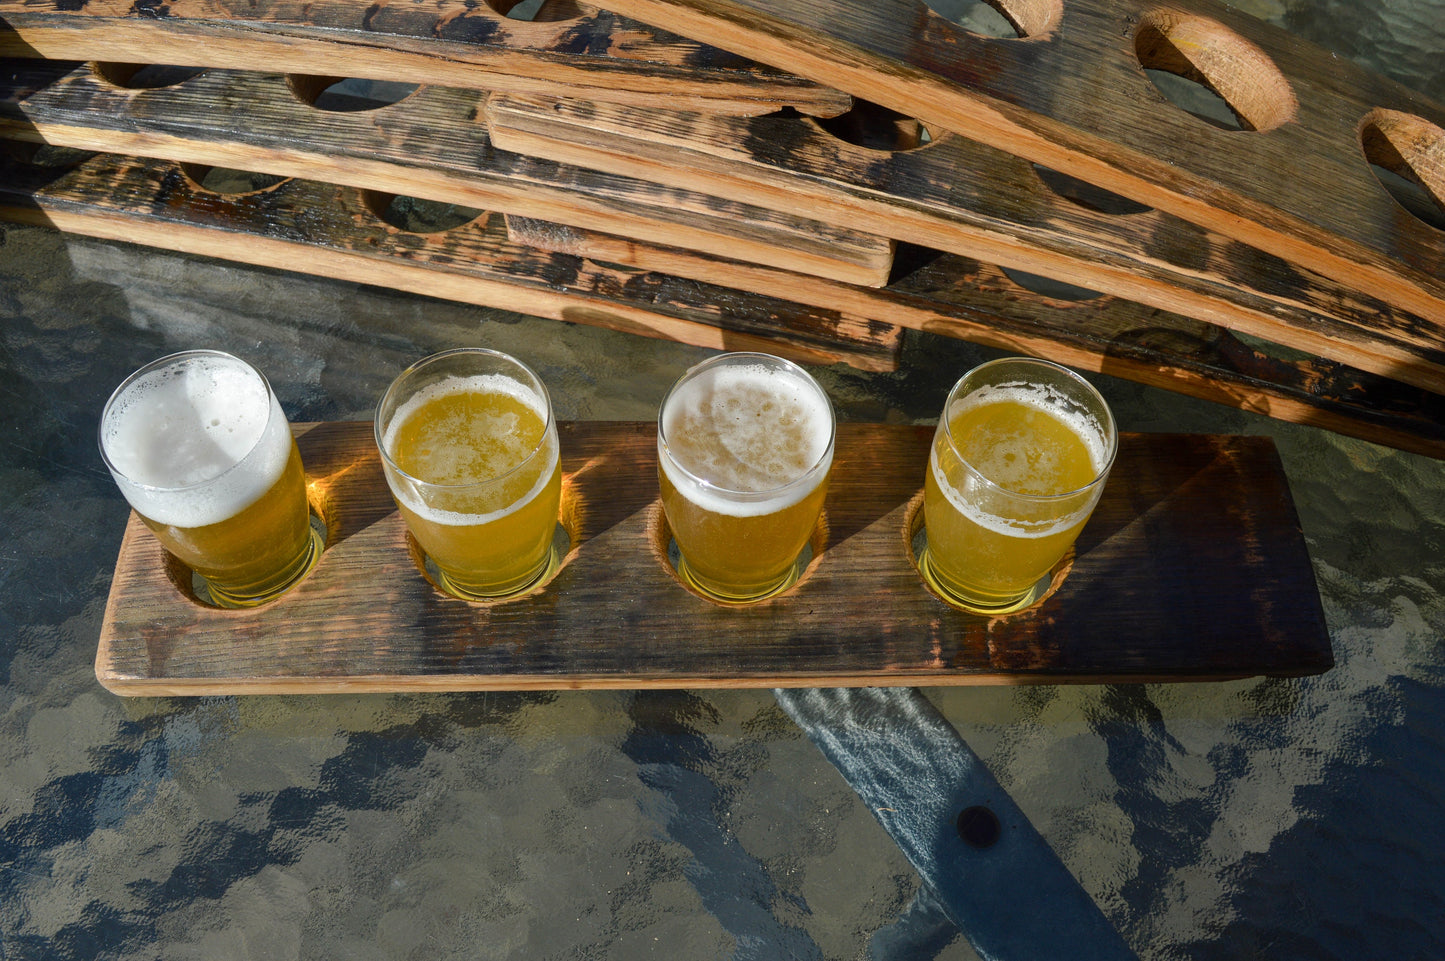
374, 348, 563, 600
101, 351, 291, 523
100, 350, 318, 607
657, 352, 834, 602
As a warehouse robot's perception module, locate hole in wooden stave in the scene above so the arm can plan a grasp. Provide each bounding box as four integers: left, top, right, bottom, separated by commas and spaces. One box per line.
484, 0, 585, 21
999, 266, 1105, 301
924, 0, 1061, 37
1134, 10, 1296, 133
178, 163, 290, 196
89, 62, 207, 89
287, 75, 420, 112
1031, 164, 1153, 216
1143, 69, 1242, 131
360, 191, 489, 234
1, 141, 95, 170
1359, 109, 1445, 232
810, 100, 942, 152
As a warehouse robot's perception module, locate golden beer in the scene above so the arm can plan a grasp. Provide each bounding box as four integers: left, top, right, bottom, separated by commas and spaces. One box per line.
919, 357, 1116, 614
376, 349, 561, 600
658, 353, 834, 602
100, 350, 320, 608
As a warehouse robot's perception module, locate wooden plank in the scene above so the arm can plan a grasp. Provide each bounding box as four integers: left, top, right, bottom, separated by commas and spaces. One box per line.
0, 0, 851, 116
95, 421, 1333, 695
504, 215, 1445, 461
586, 0, 1445, 326
0, 150, 902, 371
6, 145, 1442, 459
487, 91, 1445, 394
0, 60, 893, 286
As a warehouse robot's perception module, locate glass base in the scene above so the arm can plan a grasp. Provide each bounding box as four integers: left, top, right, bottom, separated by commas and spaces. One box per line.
199, 523, 325, 609
915, 539, 1046, 616
426, 525, 568, 602
670, 541, 812, 605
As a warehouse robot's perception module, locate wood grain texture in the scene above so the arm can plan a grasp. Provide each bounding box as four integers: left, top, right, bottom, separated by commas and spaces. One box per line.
0, 150, 902, 370
4, 143, 1441, 458
0, 60, 894, 286
487, 91, 1445, 393
504, 215, 1445, 460
587, 0, 1445, 324
0, 0, 851, 115
95, 422, 1333, 694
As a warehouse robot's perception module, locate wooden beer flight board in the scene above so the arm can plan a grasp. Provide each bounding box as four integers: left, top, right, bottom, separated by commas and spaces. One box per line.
486, 91, 1445, 394
0, 0, 850, 116
590, 0, 1445, 325
95, 422, 1333, 695
0, 61, 894, 287
7, 59, 1443, 396
5, 150, 1445, 459
0, 151, 902, 370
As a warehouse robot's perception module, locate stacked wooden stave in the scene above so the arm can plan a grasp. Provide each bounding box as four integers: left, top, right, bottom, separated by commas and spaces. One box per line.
1, 0, 1443, 455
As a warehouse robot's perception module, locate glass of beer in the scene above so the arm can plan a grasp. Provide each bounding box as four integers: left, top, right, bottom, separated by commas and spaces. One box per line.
919, 357, 1117, 614
657, 352, 835, 603
99, 350, 321, 608
374, 348, 562, 600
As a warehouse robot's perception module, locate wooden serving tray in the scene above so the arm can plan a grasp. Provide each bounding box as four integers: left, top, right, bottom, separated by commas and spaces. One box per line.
591, 0, 1445, 324
95, 422, 1332, 695
7, 149, 1444, 459
487, 91, 1445, 394
0, 151, 903, 372
0, 61, 893, 286
0, 0, 850, 116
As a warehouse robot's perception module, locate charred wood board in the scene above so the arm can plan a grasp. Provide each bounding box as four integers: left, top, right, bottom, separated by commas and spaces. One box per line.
487, 92, 1445, 395
505, 215, 1445, 461
0, 0, 850, 116
5, 145, 1443, 459
95, 421, 1332, 694
0, 150, 902, 371
0, 60, 894, 286
587, 0, 1445, 325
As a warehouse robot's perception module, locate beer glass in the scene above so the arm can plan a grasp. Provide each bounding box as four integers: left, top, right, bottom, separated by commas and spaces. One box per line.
657, 352, 835, 603
375, 348, 562, 600
99, 350, 321, 608
919, 357, 1117, 614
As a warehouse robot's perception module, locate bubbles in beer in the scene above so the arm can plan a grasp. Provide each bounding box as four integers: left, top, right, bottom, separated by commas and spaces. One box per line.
930, 382, 1108, 538
381, 373, 558, 527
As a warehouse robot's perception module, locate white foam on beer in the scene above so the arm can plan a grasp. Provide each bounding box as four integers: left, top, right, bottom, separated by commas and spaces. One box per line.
381, 373, 557, 527
930, 382, 1108, 539
659, 362, 833, 518
101, 355, 291, 528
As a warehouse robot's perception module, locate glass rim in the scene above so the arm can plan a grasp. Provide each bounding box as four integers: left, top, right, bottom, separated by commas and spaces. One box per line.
657, 351, 836, 500
373, 347, 557, 494
939, 356, 1119, 503
98, 348, 281, 495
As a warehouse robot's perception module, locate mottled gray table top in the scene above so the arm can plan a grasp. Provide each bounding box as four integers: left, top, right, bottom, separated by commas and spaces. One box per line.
2, 2, 1444, 957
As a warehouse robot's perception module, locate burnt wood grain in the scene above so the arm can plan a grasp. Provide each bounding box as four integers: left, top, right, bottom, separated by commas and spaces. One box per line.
0, 0, 851, 115
505, 215, 1445, 460
0, 149, 903, 370
95, 421, 1332, 694
0, 60, 894, 286
487, 91, 1445, 394
587, 0, 1445, 326
5, 144, 1443, 459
